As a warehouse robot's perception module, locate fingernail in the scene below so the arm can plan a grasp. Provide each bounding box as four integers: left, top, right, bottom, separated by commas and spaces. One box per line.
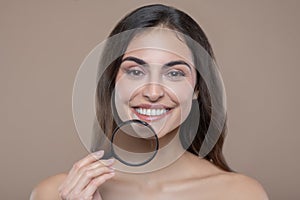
109, 167, 115, 172
95, 150, 104, 157
103, 158, 114, 165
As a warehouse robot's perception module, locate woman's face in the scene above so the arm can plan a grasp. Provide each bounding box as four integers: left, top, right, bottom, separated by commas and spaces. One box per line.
114, 28, 197, 138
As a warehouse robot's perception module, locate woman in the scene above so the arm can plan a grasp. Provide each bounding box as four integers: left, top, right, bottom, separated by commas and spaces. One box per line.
31, 4, 268, 200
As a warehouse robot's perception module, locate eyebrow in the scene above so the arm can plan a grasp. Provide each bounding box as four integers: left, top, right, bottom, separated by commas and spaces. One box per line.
121, 56, 191, 70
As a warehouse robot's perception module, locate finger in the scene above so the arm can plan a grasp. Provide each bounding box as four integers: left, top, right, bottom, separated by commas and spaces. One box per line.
68, 151, 105, 183
67, 158, 115, 196
70, 165, 114, 195
80, 172, 115, 198
89, 158, 115, 169
59, 151, 105, 197
69, 150, 105, 175
93, 189, 102, 200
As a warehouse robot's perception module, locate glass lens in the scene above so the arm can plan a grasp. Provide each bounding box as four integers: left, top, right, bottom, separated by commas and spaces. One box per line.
111, 120, 158, 166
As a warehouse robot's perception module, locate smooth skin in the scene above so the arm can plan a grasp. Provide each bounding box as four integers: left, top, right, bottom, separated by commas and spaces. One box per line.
40, 150, 115, 200
30, 151, 268, 200
30, 29, 269, 199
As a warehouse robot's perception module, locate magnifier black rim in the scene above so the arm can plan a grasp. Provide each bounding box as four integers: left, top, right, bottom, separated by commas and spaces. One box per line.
111, 119, 159, 167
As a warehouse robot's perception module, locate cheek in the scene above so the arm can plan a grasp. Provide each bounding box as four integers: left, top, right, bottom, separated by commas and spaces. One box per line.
115, 72, 141, 103
168, 82, 194, 119
114, 74, 132, 120
168, 79, 195, 102
179, 95, 193, 119
115, 82, 131, 103
114, 73, 145, 120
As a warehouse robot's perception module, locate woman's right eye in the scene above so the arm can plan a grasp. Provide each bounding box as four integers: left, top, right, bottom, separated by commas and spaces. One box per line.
125, 69, 145, 77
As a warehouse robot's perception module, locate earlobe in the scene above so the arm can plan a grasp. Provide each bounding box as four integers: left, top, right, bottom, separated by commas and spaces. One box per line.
193, 90, 199, 100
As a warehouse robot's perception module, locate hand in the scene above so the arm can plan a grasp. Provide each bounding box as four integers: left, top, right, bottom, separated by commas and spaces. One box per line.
58, 150, 115, 200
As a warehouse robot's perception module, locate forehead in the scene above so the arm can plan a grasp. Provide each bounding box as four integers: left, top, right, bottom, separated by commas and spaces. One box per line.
124, 28, 194, 65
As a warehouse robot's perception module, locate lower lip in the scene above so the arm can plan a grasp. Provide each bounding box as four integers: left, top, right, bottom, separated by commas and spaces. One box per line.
131, 108, 172, 122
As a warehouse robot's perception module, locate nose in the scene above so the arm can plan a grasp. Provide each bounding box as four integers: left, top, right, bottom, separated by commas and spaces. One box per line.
142, 83, 164, 102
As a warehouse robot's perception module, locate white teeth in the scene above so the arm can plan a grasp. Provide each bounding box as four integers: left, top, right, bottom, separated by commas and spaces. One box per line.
135, 108, 168, 116
146, 109, 151, 116
151, 109, 156, 116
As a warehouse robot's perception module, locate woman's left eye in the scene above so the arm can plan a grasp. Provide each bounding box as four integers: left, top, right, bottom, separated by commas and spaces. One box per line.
166, 70, 185, 79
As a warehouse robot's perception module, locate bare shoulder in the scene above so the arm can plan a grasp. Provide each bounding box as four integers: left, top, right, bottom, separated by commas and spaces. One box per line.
30, 173, 68, 200
195, 168, 269, 199
184, 154, 269, 199
223, 173, 269, 200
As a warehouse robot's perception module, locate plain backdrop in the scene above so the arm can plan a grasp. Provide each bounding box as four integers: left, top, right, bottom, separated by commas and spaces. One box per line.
1, 0, 299, 199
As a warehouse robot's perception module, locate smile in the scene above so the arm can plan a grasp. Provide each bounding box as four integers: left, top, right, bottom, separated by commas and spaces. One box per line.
135, 108, 169, 116
131, 105, 173, 122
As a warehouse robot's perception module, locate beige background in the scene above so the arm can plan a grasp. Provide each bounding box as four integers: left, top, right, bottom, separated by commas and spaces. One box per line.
1, 0, 299, 199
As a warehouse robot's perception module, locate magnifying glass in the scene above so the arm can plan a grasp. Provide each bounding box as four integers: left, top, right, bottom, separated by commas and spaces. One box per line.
110, 119, 159, 167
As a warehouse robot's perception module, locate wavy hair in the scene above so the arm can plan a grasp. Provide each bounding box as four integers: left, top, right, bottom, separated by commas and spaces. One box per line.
92, 4, 233, 172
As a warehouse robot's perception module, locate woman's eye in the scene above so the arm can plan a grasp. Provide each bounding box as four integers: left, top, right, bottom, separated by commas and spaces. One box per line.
126, 69, 145, 77
166, 70, 185, 80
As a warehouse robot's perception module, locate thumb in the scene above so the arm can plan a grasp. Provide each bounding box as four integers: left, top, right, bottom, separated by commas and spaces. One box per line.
92, 189, 103, 200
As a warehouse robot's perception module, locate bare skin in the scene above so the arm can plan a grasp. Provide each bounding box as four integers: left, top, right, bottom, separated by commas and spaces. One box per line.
30, 151, 268, 200
31, 29, 269, 199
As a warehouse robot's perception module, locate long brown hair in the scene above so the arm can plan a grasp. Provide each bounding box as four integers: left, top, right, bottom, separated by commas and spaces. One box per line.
92, 4, 233, 172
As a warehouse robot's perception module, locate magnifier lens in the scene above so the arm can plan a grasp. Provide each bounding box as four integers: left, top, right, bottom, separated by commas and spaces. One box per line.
111, 120, 158, 166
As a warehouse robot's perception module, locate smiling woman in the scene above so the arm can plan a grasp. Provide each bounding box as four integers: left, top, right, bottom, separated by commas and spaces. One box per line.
114, 30, 197, 139
30, 4, 269, 200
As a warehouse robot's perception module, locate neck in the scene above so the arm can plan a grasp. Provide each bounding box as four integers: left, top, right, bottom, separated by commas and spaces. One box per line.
112, 127, 186, 174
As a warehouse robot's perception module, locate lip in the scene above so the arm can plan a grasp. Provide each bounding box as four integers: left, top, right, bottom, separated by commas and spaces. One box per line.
131, 106, 173, 122
132, 104, 172, 109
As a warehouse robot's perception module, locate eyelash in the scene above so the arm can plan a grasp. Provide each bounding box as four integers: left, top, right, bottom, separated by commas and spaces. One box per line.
166, 70, 186, 78
124, 68, 145, 77
123, 67, 186, 80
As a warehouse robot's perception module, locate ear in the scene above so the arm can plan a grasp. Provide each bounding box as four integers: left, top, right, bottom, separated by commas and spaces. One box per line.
193, 90, 199, 100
